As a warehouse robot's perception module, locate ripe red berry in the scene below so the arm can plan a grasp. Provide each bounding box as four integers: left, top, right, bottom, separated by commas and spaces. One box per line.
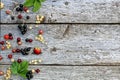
28, 39, 33, 43
16, 49, 21, 53
23, 7, 28, 12
12, 49, 16, 53
8, 54, 13, 59
0, 41, 5, 45
9, 36, 13, 40
35, 69, 40, 73
17, 59, 22, 63
18, 14, 22, 19
0, 55, 3, 61
17, 37, 21, 42
39, 30, 43, 34
4, 34, 9, 40
6, 10, 11, 14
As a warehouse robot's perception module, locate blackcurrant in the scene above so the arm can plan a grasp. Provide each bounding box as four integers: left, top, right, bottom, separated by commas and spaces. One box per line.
26, 16, 30, 19
16, 7, 20, 11
19, 4, 23, 8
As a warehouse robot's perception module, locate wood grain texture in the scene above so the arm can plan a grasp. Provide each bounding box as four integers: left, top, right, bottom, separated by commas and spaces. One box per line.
0, 65, 120, 80
1, 0, 120, 23
0, 24, 120, 65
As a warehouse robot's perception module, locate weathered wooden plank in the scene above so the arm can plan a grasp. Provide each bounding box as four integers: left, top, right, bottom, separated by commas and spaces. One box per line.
0, 65, 120, 80
1, 0, 120, 23
0, 24, 120, 65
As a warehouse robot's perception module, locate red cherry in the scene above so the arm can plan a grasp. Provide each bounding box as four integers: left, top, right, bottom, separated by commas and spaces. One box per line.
0, 41, 5, 45
28, 39, 33, 43
18, 14, 22, 19
34, 48, 42, 55
23, 7, 28, 12
12, 49, 16, 53
0, 55, 3, 61
6, 10, 11, 14
9, 36, 13, 40
17, 59, 22, 63
39, 30, 43, 34
16, 49, 20, 52
4, 34, 9, 40
8, 54, 13, 59
35, 69, 40, 73
17, 37, 21, 42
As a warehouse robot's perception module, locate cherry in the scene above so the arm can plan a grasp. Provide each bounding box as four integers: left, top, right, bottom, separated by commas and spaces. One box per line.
35, 69, 40, 73
0, 41, 5, 45
17, 37, 21, 42
12, 49, 16, 53
17, 59, 22, 63
4, 34, 9, 40
28, 39, 33, 43
18, 14, 22, 19
38, 30, 43, 34
0, 55, 3, 61
9, 36, 13, 40
23, 7, 28, 12
8, 54, 13, 59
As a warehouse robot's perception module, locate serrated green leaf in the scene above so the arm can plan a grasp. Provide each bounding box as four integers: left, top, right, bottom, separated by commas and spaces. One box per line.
18, 61, 29, 73
33, 0, 41, 12
10, 61, 19, 74
24, 0, 35, 7
40, 0, 45, 2
19, 70, 28, 78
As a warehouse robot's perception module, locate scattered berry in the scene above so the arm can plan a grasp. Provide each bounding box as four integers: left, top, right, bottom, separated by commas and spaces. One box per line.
19, 4, 23, 8
18, 14, 22, 19
39, 30, 43, 34
34, 47, 42, 55
12, 49, 16, 53
6, 10, 11, 14
28, 39, 33, 43
23, 7, 28, 12
11, 16, 15, 20
9, 36, 13, 40
17, 37, 21, 42
4, 34, 9, 40
0, 41, 5, 45
16, 49, 21, 53
17, 59, 22, 63
0, 55, 3, 61
8, 54, 13, 59
26, 16, 30, 19
16, 7, 20, 11
35, 69, 40, 73
1, 46, 5, 50
8, 33, 12, 36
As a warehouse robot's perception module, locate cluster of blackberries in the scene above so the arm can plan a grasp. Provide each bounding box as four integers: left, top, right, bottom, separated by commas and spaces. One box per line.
26, 70, 33, 80
16, 4, 24, 12
21, 47, 32, 55
18, 24, 27, 35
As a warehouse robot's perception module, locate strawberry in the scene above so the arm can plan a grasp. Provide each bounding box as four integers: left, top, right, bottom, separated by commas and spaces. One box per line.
33, 47, 42, 55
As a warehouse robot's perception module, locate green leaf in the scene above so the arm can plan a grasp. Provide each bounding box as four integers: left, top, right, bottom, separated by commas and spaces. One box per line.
24, 0, 35, 7
18, 61, 29, 73
19, 70, 28, 78
33, 0, 41, 12
40, 0, 45, 2
10, 61, 19, 74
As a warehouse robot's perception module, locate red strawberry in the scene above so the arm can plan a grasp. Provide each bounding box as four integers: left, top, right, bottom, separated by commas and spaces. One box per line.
33, 47, 42, 55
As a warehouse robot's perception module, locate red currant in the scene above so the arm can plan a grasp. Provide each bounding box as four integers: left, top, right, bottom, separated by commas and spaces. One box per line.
4, 34, 9, 40
17, 37, 21, 42
0, 41, 5, 45
28, 39, 33, 43
16, 49, 21, 53
17, 59, 22, 63
0, 55, 3, 61
23, 7, 28, 12
12, 49, 16, 53
18, 14, 22, 19
35, 69, 40, 73
8, 54, 13, 59
9, 36, 13, 40
39, 30, 43, 34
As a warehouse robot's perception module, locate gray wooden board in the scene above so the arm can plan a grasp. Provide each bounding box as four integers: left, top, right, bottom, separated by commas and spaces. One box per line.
0, 65, 120, 80
1, 0, 120, 23
0, 24, 120, 65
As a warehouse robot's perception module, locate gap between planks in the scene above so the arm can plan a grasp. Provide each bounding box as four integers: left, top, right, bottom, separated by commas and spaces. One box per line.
0, 64, 120, 66
0, 23, 120, 25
